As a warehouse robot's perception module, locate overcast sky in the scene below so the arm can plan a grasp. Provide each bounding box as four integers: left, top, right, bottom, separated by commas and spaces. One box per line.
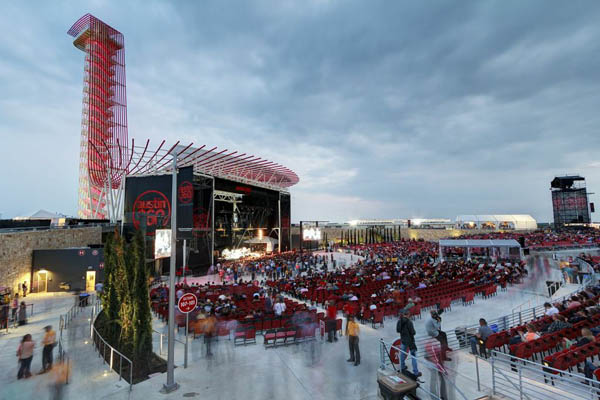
1, 1, 599, 223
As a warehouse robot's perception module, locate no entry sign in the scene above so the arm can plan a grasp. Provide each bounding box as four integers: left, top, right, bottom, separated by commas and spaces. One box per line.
178, 293, 197, 313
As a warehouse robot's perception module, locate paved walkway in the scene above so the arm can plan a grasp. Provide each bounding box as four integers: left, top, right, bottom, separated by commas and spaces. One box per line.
0, 293, 129, 400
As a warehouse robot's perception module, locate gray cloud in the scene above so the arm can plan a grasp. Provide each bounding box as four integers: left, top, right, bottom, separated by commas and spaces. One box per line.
1, 1, 600, 222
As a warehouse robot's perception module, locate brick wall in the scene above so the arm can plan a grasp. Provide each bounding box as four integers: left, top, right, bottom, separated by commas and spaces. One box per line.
0, 226, 102, 293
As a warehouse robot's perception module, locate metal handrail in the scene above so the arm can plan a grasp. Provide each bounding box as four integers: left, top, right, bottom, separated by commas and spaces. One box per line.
490, 350, 600, 399
90, 303, 133, 390
379, 339, 483, 400
411, 282, 589, 356
62, 294, 94, 329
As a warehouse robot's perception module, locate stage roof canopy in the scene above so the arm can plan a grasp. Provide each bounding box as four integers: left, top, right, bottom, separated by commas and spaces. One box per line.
125, 141, 299, 191
439, 239, 522, 248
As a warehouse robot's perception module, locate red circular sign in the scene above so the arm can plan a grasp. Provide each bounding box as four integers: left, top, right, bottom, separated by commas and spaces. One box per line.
178, 181, 193, 204
133, 190, 171, 232
178, 293, 197, 313
389, 338, 403, 364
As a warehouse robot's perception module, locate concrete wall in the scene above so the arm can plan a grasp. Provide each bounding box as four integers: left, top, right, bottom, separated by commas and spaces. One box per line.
0, 226, 102, 293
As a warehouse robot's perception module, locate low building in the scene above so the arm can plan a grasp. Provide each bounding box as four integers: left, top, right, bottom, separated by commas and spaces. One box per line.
455, 215, 537, 230
32, 247, 104, 293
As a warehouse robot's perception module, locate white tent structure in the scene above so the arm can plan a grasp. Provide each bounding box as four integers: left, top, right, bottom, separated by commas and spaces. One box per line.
13, 209, 69, 225
455, 215, 537, 230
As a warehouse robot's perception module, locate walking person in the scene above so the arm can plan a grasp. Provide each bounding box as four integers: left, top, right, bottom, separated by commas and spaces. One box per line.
396, 309, 421, 377
274, 296, 286, 317
18, 301, 27, 326
41, 325, 57, 373
204, 311, 217, 357
326, 300, 338, 342
346, 315, 360, 366
16, 334, 35, 379
50, 359, 71, 400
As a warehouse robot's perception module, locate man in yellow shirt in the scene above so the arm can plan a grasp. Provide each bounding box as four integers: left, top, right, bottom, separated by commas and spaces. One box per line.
346, 316, 360, 366
41, 325, 56, 372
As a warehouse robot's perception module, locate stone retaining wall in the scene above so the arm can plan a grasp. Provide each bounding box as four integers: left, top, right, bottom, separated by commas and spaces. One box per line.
0, 226, 102, 293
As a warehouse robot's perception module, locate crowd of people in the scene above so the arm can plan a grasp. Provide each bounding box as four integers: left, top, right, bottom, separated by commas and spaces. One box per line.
1, 291, 29, 329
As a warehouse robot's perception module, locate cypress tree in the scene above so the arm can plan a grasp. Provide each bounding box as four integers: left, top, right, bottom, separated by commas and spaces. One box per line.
132, 230, 153, 362
103, 233, 120, 343
113, 232, 133, 350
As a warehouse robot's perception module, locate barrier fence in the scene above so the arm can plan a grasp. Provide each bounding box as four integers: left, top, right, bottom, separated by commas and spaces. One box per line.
379, 339, 488, 400
1, 303, 36, 333
490, 350, 600, 400
412, 282, 592, 357
89, 301, 134, 390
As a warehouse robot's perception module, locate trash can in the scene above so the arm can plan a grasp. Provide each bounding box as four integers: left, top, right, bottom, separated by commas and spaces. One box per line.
377, 372, 418, 400
79, 293, 90, 307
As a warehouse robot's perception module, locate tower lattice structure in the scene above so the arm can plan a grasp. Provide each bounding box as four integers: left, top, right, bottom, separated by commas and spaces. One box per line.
68, 14, 128, 220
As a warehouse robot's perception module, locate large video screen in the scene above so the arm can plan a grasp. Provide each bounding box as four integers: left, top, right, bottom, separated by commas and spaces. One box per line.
552, 189, 590, 224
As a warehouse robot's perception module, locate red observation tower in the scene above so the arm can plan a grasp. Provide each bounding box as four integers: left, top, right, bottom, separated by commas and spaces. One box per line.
68, 14, 129, 220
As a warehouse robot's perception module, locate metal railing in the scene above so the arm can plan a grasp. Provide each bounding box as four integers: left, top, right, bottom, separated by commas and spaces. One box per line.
62, 294, 94, 330
412, 282, 589, 356
379, 339, 489, 400
490, 350, 600, 400
90, 302, 134, 390
152, 328, 187, 367
1, 303, 36, 333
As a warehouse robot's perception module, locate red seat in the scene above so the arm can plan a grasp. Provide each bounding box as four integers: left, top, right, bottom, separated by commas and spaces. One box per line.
372, 311, 384, 329
264, 330, 276, 347
285, 330, 296, 344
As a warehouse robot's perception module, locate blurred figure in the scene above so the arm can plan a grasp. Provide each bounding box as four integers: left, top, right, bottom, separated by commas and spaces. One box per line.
204, 311, 216, 357
11, 293, 19, 322
41, 325, 57, 373
16, 334, 35, 379
18, 301, 27, 326
425, 338, 447, 400
50, 359, 71, 400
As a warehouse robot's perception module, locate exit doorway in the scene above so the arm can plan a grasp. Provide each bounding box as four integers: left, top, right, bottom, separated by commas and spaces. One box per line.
86, 271, 96, 292
36, 271, 48, 293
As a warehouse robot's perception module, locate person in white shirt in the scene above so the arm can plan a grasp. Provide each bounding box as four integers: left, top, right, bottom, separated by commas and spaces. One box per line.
274, 297, 286, 316
544, 302, 559, 316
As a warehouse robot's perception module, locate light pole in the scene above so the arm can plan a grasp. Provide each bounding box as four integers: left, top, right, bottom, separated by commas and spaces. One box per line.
162, 151, 179, 393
